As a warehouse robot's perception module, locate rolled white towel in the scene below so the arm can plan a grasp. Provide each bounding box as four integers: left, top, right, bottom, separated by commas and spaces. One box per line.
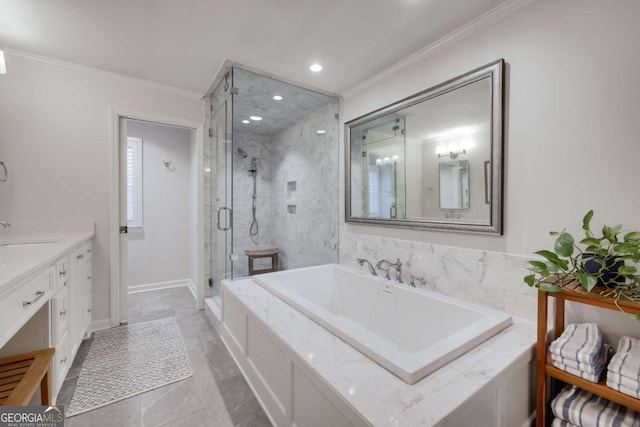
549, 323, 603, 365
551, 385, 640, 427
552, 417, 579, 427
606, 379, 640, 399
552, 343, 613, 374
552, 359, 606, 383
607, 371, 640, 390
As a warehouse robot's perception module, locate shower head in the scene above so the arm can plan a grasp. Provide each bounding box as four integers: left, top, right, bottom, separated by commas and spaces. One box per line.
237, 148, 248, 158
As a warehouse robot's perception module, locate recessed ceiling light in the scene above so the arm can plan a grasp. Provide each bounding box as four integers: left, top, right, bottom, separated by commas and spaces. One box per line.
250, 116, 263, 121
272, 95, 283, 101
310, 63, 323, 73
242, 119, 250, 124
316, 129, 326, 135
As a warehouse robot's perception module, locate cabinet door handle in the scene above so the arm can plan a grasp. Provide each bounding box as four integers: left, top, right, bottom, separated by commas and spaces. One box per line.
59, 309, 67, 316
77, 254, 84, 260
87, 308, 92, 313
60, 357, 67, 364
22, 291, 45, 307
59, 270, 66, 276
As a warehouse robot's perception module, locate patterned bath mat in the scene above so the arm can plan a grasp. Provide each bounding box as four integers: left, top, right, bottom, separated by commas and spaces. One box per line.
67, 317, 193, 417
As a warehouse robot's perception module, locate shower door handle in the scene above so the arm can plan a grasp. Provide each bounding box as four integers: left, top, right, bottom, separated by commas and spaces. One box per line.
217, 207, 232, 231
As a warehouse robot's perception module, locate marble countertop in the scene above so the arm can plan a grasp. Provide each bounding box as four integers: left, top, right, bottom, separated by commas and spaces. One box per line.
0, 230, 94, 297
224, 278, 537, 426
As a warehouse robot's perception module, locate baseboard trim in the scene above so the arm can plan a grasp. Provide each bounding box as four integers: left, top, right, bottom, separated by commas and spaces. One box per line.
128, 279, 192, 294
88, 318, 111, 333
204, 297, 221, 322
186, 279, 197, 300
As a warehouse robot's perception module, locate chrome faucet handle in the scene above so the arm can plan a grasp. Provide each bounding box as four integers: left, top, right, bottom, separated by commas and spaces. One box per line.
394, 258, 403, 284
375, 260, 392, 280
409, 275, 427, 288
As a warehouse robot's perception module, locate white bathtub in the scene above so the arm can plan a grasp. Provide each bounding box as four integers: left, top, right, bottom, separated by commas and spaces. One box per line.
252, 263, 513, 384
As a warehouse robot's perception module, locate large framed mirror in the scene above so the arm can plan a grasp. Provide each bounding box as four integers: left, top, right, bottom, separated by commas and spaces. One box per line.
345, 59, 504, 234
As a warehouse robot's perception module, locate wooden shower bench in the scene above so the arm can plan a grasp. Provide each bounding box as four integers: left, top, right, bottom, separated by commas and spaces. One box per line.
245, 248, 280, 276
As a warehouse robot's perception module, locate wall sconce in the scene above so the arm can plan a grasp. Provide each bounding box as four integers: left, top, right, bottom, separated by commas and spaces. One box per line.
435, 144, 466, 159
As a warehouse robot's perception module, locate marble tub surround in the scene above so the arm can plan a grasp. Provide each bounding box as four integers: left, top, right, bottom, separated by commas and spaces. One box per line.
253, 264, 513, 384
340, 232, 538, 321
223, 278, 536, 426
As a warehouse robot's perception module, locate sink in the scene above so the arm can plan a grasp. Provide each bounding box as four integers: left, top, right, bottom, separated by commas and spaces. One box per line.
0, 241, 58, 248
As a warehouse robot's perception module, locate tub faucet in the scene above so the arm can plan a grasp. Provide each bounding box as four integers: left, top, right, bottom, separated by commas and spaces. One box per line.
376, 258, 403, 284
0, 221, 10, 229
357, 258, 377, 276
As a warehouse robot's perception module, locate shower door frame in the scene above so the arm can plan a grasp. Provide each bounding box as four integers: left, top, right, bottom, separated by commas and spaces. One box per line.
207, 72, 235, 307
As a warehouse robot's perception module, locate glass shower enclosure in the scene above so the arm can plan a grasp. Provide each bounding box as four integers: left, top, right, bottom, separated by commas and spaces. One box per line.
206, 67, 340, 311
207, 72, 234, 306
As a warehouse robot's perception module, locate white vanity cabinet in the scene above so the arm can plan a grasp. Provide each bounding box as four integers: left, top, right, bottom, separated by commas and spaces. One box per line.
49, 242, 92, 398
0, 231, 94, 404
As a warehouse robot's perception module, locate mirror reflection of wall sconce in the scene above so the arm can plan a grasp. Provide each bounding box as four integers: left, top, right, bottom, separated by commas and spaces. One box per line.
163, 160, 176, 172
435, 144, 466, 159
0, 49, 6, 74
375, 155, 399, 165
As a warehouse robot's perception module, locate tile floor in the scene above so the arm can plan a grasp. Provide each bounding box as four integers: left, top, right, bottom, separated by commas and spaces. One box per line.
57, 287, 271, 427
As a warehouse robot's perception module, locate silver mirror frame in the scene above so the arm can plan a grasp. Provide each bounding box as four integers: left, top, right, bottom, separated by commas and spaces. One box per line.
344, 59, 504, 234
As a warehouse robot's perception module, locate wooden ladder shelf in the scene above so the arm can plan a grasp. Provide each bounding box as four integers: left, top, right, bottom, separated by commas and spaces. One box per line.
536, 279, 640, 426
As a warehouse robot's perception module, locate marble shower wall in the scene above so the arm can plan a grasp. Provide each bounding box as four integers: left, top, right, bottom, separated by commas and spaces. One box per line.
232, 131, 275, 277
270, 102, 340, 270
340, 232, 538, 321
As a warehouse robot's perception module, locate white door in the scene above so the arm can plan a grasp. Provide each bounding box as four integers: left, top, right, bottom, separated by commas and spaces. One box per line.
119, 117, 129, 324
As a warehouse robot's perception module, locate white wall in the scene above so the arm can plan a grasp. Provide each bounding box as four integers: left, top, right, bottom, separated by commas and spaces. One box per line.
0, 52, 202, 325
126, 120, 196, 287
341, 0, 640, 332
342, 0, 640, 254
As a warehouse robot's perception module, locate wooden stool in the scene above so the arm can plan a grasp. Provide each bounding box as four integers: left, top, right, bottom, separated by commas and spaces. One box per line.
0, 348, 55, 406
244, 248, 280, 276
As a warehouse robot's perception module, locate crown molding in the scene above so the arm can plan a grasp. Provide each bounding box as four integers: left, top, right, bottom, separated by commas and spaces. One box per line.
4, 48, 204, 100
342, 0, 536, 99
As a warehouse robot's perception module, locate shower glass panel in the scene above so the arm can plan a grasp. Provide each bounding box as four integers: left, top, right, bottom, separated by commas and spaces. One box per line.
230, 68, 340, 277
208, 73, 234, 305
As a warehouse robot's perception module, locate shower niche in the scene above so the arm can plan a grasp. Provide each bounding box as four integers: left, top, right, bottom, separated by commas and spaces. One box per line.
286, 181, 297, 214
206, 67, 340, 291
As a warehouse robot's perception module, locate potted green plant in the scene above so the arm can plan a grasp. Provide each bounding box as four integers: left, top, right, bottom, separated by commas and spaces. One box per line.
524, 210, 640, 313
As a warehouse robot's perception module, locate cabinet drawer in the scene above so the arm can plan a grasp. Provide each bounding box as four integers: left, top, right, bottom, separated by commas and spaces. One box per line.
53, 332, 70, 393
51, 287, 69, 345
54, 257, 69, 292
0, 268, 53, 348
